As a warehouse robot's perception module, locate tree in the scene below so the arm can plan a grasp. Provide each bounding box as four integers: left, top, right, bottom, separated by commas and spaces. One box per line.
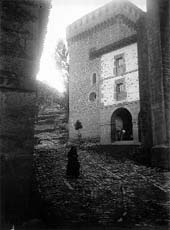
74, 120, 83, 144
74, 120, 83, 131
55, 40, 69, 75
55, 39, 69, 120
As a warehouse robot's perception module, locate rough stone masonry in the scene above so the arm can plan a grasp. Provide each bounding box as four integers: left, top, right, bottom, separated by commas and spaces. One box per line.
67, 0, 143, 144
137, 0, 170, 169
0, 0, 50, 224
67, 0, 170, 169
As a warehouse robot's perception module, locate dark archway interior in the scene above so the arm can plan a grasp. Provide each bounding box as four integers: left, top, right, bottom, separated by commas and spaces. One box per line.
111, 108, 133, 142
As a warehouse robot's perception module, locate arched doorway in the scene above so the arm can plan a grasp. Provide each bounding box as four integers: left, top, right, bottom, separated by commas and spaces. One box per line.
111, 108, 133, 142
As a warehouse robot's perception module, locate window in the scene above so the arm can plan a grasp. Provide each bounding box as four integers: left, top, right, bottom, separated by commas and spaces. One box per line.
89, 92, 96, 102
116, 57, 124, 68
115, 79, 127, 101
114, 54, 126, 76
116, 83, 124, 93
92, 73, 97, 84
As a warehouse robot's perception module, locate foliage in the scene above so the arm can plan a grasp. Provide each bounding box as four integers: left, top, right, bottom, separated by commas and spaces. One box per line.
55, 40, 69, 75
74, 120, 83, 131
55, 39, 69, 120
35, 80, 67, 122
36, 39, 70, 118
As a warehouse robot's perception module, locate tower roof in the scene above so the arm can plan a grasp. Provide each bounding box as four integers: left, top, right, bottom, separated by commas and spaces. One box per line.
66, 0, 144, 42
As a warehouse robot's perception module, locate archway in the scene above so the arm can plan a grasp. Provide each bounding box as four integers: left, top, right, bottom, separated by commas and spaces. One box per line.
111, 108, 133, 142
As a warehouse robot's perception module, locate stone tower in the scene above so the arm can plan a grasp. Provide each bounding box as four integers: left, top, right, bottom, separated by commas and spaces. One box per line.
67, 0, 143, 144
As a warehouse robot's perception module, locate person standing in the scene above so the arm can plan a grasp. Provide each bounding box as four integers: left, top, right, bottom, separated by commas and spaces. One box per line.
66, 146, 80, 179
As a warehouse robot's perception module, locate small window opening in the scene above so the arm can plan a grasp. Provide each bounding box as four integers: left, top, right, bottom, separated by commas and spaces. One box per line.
116, 57, 124, 68
89, 92, 96, 102
114, 54, 126, 76
116, 83, 124, 93
92, 73, 97, 84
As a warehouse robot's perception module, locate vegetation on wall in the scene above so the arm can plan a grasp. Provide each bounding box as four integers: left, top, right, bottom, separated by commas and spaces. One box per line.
55, 39, 69, 120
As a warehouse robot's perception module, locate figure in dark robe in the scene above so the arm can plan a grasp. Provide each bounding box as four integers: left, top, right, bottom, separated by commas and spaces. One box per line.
66, 146, 80, 179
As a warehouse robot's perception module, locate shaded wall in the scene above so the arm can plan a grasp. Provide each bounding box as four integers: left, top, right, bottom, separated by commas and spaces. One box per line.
147, 0, 170, 168
137, 16, 153, 155
137, 0, 170, 168
0, 0, 50, 224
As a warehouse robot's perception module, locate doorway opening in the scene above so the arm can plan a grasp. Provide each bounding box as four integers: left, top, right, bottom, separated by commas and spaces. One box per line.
111, 108, 133, 142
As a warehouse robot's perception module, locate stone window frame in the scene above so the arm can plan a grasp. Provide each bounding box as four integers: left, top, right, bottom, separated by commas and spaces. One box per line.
116, 82, 124, 93
113, 53, 126, 76
89, 91, 97, 102
115, 78, 127, 101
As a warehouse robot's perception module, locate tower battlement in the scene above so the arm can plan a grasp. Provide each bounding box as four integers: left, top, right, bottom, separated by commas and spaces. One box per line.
66, 0, 144, 41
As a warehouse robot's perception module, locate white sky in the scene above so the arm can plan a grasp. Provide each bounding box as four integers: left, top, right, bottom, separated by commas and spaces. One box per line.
37, 0, 146, 93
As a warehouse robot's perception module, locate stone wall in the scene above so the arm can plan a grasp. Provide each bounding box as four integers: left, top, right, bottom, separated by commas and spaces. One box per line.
147, 0, 170, 169
68, 42, 100, 139
67, 0, 143, 42
67, 1, 143, 142
99, 42, 140, 144
137, 15, 153, 151
0, 0, 50, 224
100, 43, 139, 106
100, 101, 140, 144
160, 0, 170, 146
137, 0, 170, 169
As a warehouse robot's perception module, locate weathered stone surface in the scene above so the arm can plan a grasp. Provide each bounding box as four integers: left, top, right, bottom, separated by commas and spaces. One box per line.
0, 91, 36, 154
68, 0, 170, 168
137, 0, 170, 168
101, 43, 139, 106
0, 0, 50, 225
67, 1, 143, 143
137, 15, 153, 150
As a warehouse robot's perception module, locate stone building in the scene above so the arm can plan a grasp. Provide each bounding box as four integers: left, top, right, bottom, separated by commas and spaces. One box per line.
67, 0, 144, 144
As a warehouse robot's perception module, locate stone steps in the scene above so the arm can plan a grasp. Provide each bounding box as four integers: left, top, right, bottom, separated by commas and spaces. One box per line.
34, 103, 68, 147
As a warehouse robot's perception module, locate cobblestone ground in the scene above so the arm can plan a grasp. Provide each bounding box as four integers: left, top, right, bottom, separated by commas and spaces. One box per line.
33, 146, 170, 228
33, 106, 170, 229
